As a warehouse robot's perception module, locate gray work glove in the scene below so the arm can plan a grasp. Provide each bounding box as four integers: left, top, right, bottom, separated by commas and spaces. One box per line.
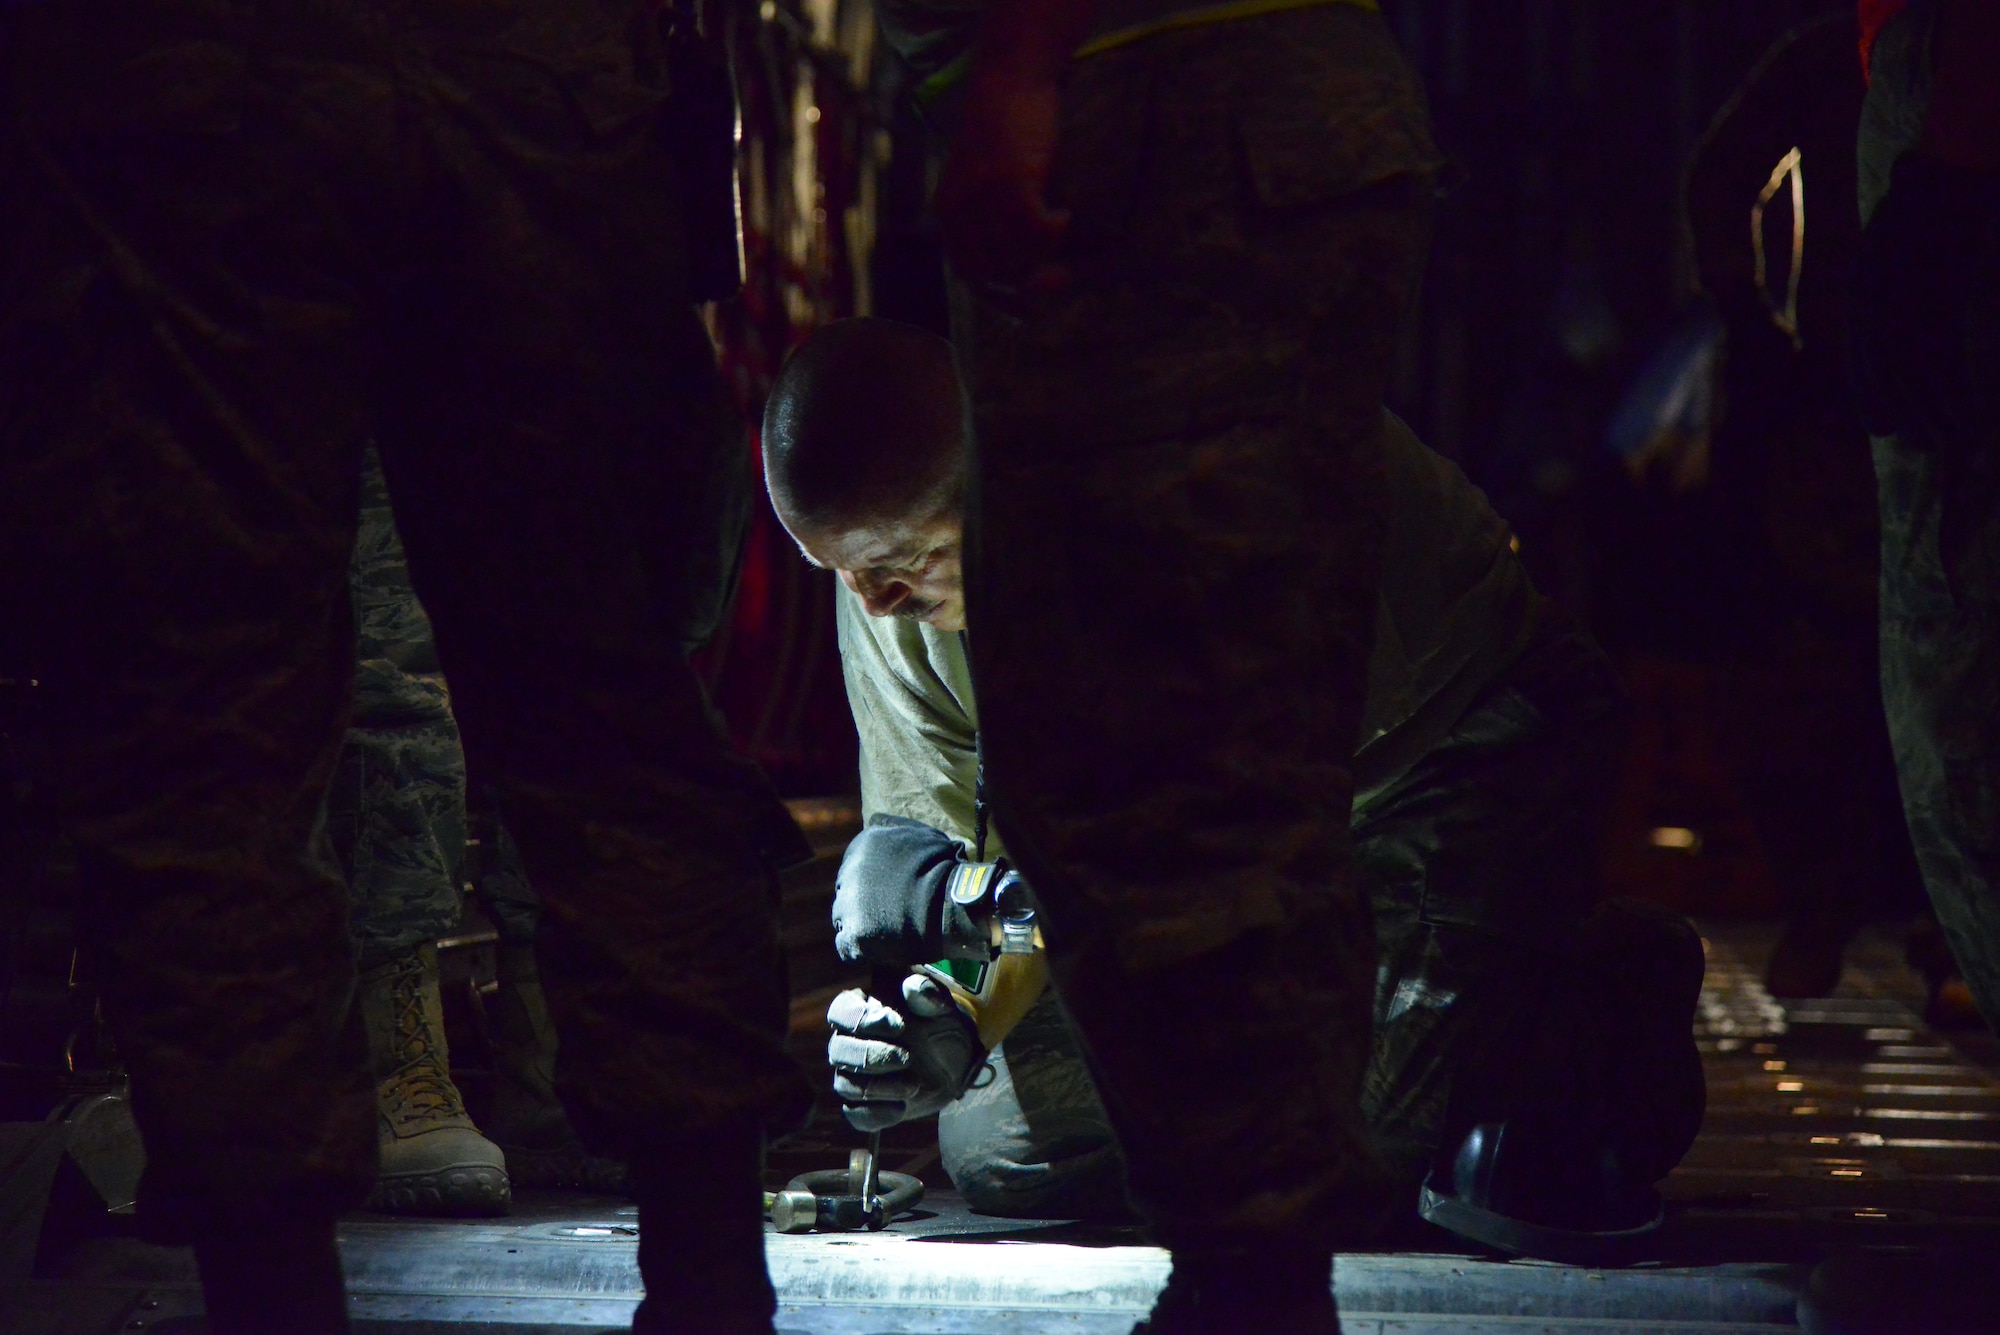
826, 974, 984, 1131
833, 815, 986, 966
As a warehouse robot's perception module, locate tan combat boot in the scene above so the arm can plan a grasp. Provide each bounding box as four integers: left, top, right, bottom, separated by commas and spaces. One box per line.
360, 943, 511, 1215
484, 942, 629, 1194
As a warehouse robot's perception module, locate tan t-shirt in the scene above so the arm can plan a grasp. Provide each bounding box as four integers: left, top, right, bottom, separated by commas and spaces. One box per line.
837, 411, 1538, 847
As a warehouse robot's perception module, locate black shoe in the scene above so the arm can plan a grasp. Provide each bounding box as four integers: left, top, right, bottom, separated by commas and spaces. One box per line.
1129, 1252, 1340, 1335
1906, 917, 1989, 1031
1764, 920, 1851, 999
1418, 1121, 1664, 1267
631, 1125, 776, 1335
1130, 1296, 1339, 1335
1578, 900, 1708, 1186
1798, 1247, 1997, 1335
193, 1223, 352, 1335
1924, 974, 1987, 1031
1419, 900, 1705, 1266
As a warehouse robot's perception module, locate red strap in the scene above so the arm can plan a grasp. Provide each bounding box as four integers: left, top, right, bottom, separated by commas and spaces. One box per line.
1848, 0, 1912, 79
1859, 0, 1912, 80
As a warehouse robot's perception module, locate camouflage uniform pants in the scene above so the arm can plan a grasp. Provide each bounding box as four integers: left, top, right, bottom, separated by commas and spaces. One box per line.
330, 446, 543, 967
940, 620, 1627, 1218
328, 447, 470, 973
1875, 441, 2000, 1031
0, 0, 804, 1242
1866, 3, 2000, 1032
958, 5, 1439, 1249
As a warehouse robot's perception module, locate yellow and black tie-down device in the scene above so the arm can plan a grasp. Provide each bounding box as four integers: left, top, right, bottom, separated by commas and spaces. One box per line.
781, 712, 1045, 1234
916, 708, 1050, 1053
914, 859, 1048, 1051
775, 855, 1044, 1235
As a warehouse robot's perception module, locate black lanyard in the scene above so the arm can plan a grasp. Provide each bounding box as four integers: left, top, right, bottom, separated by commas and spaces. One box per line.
961, 630, 990, 862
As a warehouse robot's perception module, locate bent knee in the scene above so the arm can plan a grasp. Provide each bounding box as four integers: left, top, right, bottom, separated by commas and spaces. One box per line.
940, 1123, 1132, 1220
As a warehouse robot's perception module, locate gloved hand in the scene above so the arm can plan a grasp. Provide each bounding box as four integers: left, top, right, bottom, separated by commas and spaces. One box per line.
833, 815, 986, 966
826, 973, 985, 1131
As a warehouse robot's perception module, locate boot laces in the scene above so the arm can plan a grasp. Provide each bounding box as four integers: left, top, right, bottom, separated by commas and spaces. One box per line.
382, 954, 465, 1129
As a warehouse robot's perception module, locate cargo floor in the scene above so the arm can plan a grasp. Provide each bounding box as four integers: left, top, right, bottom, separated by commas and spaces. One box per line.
5, 921, 1998, 1333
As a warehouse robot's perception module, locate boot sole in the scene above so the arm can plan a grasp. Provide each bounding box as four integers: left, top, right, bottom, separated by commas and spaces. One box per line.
368, 1161, 513, 1217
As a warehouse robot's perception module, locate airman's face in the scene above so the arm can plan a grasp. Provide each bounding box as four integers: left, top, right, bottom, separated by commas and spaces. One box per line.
789, 502, 966, 632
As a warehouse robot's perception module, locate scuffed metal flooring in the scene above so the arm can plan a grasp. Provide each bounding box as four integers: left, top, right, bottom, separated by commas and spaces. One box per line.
1661, 925, 2000, 1262
7, 922, 2000, 1333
